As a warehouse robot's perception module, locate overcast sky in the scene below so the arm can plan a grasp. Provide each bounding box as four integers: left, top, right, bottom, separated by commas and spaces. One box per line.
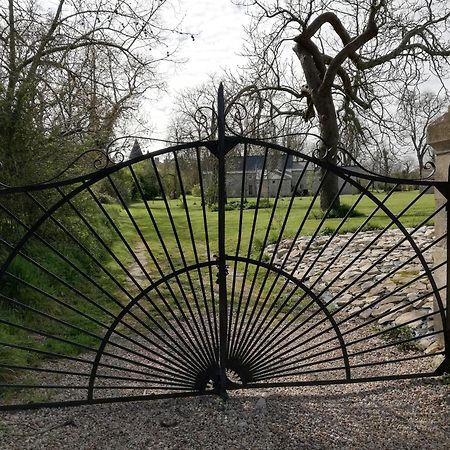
143, 0, 250, 145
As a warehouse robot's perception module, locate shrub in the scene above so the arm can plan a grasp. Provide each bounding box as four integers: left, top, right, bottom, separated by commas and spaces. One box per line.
327, 204, 364, 218
208, 198, 273, 211
191, 183, 202, 197
313, 203, 364, 219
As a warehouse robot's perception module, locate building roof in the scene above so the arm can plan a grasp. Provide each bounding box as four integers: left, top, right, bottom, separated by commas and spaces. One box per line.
129, 140, 143, 159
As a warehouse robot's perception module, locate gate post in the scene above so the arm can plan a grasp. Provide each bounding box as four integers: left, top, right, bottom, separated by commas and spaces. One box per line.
447, 168, 450, 364
427, 106, 450, 364
216, 83, 228, 396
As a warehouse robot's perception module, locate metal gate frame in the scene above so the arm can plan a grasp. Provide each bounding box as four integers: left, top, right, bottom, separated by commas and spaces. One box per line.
0, 84, 449, 411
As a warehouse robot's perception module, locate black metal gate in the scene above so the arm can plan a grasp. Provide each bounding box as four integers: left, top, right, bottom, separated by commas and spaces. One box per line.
0, 85, 449, 410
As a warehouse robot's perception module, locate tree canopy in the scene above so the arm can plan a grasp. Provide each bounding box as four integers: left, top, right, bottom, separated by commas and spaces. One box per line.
233, 0, 450, 209
0, 0, 188, 185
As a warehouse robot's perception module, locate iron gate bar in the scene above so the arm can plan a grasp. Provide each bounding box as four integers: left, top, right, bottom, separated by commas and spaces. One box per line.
148, 155, 216, 368
51, 189, 211, 378
127, 164, 217, 374
226, 255, 352, 381
229, 145, 269, 362
232, 173, 350, 364
173, 152, 217, 364
241, 239, 447, 375
57, 184, 212, 378
228, 143, 248, 353
4, 188, 217, 383
245, 183, 445, 359
0, 84, 449, 410
194, 146, 220, 357
217, 83, 229, 395
232, 149, 292, 362
232, 169, 336, 362
446, 165, 450, 367
103, 169, 216, 371
99, 172, 215, 373
88, 261, 218, 395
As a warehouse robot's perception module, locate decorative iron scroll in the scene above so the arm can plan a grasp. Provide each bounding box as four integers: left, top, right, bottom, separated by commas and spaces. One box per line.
0, 136, 190, 189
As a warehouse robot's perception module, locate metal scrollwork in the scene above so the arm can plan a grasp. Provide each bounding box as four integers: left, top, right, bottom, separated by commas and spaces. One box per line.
225, 101, 249, 136
0, 147, 127, 189
0, 135, 193, 189
193, 106, 217, 140
312, 145, 343, 168
422, 160, 436, 180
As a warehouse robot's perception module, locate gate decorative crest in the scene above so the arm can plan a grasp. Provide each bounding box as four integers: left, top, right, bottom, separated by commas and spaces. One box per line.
0, 84, 448, 410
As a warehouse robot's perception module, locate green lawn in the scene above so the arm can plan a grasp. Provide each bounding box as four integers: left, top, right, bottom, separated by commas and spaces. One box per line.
108, 190, 435, 275
104, 189, 436, 335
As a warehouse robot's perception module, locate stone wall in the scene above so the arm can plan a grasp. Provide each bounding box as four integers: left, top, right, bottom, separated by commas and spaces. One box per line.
427, 105, 450, 347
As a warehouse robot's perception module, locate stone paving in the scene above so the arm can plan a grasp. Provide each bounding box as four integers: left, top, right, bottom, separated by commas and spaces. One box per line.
265, 226, 444, 358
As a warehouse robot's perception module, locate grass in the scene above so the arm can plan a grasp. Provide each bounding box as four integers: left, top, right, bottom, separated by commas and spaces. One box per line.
95, 190, 435, 327
0, 204, 129, 399
109, 191, 434, 272
0, 189, 435, 402
105, 190, 435, 338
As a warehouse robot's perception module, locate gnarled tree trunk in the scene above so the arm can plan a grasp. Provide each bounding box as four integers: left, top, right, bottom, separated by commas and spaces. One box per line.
294, 42, 341, 211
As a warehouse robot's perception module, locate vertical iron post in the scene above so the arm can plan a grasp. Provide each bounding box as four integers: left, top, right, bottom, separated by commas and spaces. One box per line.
217, 83, 228, 396
446, 165, 450, 363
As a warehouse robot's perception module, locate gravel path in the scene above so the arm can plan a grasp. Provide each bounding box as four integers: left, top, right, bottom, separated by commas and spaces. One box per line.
1, 378, 449, 449
1, 233, 449, 449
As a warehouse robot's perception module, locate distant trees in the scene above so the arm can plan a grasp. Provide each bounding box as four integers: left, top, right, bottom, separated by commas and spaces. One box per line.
396, 90, 447, 178
168, 73, 313, 146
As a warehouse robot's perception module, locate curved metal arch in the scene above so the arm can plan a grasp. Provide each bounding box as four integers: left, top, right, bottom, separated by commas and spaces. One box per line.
0, 84, 448, 411
88, 258, 351, 400
218, 139, 448, 383
0, 140, 211, 194
87, 260, 215, 399
1, 133, 445, 196
225, 255, 351, 382
225, 136, 445, 190
0, 138, 446, 386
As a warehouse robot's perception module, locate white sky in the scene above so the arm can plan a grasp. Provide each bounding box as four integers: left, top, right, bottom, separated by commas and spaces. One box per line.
143, 0, 250, 145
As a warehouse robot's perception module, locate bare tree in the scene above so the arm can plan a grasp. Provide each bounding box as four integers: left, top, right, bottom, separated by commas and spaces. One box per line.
0, 0, 188, 184
397, 89, 447, 178
168, 71, 313, 146
237, 0, 450, 210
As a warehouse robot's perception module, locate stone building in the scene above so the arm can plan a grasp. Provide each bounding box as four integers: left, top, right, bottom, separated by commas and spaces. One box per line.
225, 154, 366, 198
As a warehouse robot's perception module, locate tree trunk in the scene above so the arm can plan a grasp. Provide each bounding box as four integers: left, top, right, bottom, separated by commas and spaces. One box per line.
417, 153, 424, 179
316, 96, 341, 211
294, 42, 341, 212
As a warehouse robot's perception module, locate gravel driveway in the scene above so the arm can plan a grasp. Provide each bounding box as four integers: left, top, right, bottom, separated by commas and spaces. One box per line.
1, 377, 449, 450
1, 230, 449, 450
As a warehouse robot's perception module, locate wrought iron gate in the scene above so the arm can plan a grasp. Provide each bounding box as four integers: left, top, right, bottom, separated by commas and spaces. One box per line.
0, 85, 449, 410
